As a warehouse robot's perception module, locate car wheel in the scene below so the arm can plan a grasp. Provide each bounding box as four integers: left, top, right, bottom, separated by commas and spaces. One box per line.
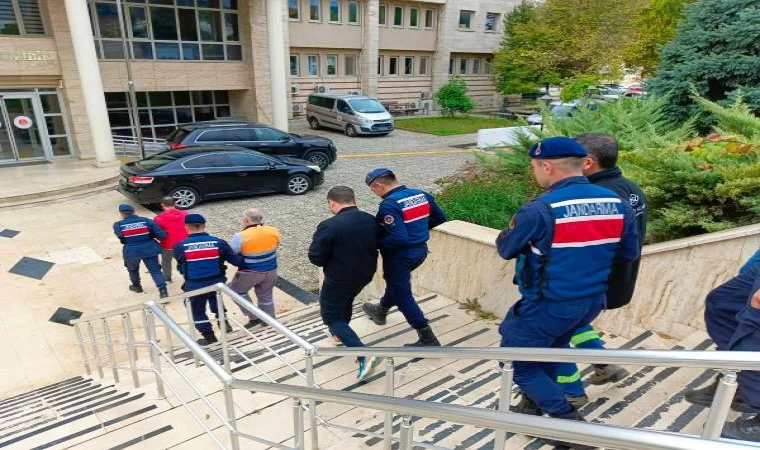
345, 124, 357, 137
306, 151, 330, 170
308, 117, 321, 130
285, 174, 312, 195
169, 186, 200, 209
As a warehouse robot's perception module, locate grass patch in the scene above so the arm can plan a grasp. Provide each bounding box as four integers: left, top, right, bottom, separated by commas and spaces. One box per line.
459, 298, 499, 321
394, 115, 519, 136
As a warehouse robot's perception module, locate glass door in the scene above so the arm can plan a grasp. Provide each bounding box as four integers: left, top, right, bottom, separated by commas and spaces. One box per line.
0, 94, 51, 162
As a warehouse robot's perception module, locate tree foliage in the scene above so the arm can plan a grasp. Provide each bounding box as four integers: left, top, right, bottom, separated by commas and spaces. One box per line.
434, 76, 475, 117
648, 0, 760, 129
621, 0, 693, 76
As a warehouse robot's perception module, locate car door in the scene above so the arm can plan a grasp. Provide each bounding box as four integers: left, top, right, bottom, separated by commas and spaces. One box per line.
180, 153, 241, 197
227, 152, 286, 193
252, 126, 303, 159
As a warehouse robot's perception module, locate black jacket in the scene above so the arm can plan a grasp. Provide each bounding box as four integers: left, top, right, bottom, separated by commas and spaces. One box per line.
308, 206, 378, 284
588, 167, 649, 309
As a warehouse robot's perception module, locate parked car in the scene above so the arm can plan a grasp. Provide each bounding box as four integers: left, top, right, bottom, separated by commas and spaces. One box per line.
166, 120, 337, 170
526, 100, 601, 126
118, 146, 324, 209
306, 93, 395, 137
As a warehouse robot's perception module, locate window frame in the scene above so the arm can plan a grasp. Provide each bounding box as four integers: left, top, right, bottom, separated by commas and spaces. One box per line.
459, 58, 467, 75
418, 56, 429, 76
472, 58, 480, 75
388, 56, 399, 76
307, 54, 320, 76
378, 3, 387, 26
485, 12, 499, 32
458, 10, 473, 30
423, 8, 434, 29
325, 54, 338, 77
344, 54, 357, 76
377, 55, 384, 75
392, 5, 404, 27
328, 0, 341, 23
288, 0, 301, 20
485, 58, 492, 75
290, 54, 300, 76
0, 0, 49, 36
409, 7, 419, 28
309, 0, 321, 21
403, 56, 413, 76
347, 0, 359, 24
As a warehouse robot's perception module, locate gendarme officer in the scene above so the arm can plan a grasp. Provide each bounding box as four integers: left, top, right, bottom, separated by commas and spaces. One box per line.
174, 214, 242, 345
495, 137, 639, 449
113, 204, 168, 298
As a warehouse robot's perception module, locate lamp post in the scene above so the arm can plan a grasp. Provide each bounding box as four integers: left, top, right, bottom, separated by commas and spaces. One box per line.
115, 0, 145, 159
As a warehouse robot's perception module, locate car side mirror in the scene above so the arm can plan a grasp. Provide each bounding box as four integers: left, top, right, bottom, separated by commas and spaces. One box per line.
280, 137, 292, 142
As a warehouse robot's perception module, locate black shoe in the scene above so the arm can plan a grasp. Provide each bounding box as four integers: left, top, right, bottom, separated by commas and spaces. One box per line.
683, 377, 754, 413
158, 287, 168, 298
543, 409, 597, 450
128, 284, 143, 293
244, 318, 263, 329
223, 320, 233, 333
404, 326, 441, 347
511, 394, 541, 416
722, 414, 760, 441
363, 303, 390, 326
197, 333, 218, 346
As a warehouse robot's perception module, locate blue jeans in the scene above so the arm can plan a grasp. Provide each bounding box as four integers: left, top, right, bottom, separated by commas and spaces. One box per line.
188, 292, 221, 335
380, 246, 428, 330
320, 280, 370, 349
499, 296, 605, 415
124, 256, 166, 289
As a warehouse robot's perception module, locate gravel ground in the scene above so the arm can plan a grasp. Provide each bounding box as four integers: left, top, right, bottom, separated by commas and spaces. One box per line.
192, 121, 478, 292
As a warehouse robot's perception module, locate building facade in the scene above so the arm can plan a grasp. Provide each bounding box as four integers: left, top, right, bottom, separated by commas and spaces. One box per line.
0, 0, 517, 166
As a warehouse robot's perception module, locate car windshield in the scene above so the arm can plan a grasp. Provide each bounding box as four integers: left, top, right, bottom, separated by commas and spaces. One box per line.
135, 153, 180, 170
348, 99, 386, 114
551, 105, 576, 117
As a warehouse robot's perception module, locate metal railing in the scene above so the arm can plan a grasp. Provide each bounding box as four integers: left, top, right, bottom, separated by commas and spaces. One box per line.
72, 283, 760, 450
113, 135, 168, 158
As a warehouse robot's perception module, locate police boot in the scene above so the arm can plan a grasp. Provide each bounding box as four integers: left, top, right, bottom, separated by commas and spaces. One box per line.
722, 414, 760, 441
128, 284, 143, 293
197, 333, 218, 346
404, 326, 441, 347
510, 394, 541, 416
158, 287, 169, 298
588, 364, 629, 385
363, 303, 390, 325
542, 408, 597, 450
684, 376, 753, 413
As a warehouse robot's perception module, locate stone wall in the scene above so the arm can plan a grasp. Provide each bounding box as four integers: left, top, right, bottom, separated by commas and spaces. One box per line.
359, 220, 760, 340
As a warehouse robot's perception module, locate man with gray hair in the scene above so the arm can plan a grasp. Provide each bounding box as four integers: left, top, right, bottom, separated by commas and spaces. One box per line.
229, 208, 281, 328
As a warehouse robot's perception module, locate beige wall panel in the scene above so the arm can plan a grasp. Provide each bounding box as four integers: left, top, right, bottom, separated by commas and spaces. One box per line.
289, 22, 363, 49
379, 28, 436, 51
0, 37, 60, 76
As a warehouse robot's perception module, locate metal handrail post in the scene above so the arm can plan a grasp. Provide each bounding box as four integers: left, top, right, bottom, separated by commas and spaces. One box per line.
305, 353, 319, 450
218, 287, 241, 450
223, 384, 241, 450
399, 415, 414, 450
102, 319, 120, 383
122, 313, 140, 388
702, 370, 738, 438
146, 311, 165, 398
494, 361, 514, 450
185, 297, 200, 368
142, 309, 152, 364
384, 357, 395, 450
87, 322, 104, 378
217, 290, 232, 373
293, 398, 305, 450
74, 324, 91, 376
162, 304, 175, 364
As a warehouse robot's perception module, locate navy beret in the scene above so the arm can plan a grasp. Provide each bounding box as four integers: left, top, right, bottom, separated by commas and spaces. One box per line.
528, 136, 588, 159
185, 213, 206, 224
118, 204, 135, 213
365, 168, 394, 185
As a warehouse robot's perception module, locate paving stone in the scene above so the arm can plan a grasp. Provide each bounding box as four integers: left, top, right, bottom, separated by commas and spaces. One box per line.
9, 256, 55, 280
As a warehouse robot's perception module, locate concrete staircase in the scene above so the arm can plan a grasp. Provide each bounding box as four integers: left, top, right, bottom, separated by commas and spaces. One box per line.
0, 294, 743, 450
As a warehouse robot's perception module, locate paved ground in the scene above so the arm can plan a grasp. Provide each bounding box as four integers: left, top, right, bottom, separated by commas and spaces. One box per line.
193, 120, 478, 292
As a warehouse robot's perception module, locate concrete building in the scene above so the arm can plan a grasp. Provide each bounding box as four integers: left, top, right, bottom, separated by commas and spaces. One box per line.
0, 0, 517, 166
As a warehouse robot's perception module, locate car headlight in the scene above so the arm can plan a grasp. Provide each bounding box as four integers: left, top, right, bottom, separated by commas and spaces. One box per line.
362, 119, 373, 126
307, 165, 321, 172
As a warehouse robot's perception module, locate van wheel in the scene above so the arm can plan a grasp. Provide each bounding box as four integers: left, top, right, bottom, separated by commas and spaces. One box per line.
308, 117, 321, 130
345, 124, 358, 137
306, 151, 330, 170
169, 186, 200, 209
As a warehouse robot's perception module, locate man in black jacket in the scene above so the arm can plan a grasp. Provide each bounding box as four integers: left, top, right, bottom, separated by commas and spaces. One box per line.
571, 133, 648, 384
309, 186, 380, 381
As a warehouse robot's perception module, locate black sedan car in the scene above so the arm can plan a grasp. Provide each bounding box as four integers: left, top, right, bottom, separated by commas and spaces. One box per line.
166, 120, 338, 170
118, 146, 324, 209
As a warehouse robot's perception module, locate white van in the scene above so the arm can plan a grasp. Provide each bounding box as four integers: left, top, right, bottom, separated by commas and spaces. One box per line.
306, 93, 394, 137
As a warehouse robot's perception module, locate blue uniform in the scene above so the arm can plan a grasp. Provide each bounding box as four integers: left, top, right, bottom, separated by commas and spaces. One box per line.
113, 214, 167, 289
377, 185, 446, 329
496, 176, 639, 415
174, 232, 242, 335
705, 253, 760, 412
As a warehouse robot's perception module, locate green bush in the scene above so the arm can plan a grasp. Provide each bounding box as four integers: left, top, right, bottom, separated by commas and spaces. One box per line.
434, 76, 475, 117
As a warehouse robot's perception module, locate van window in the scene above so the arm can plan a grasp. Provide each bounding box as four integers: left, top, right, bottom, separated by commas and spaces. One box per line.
320, 97, 335, 109
336, 100, 352, 114
348, 98, 386, 114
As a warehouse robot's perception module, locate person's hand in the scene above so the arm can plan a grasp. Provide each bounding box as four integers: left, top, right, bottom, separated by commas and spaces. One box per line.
751, 289, 760, 310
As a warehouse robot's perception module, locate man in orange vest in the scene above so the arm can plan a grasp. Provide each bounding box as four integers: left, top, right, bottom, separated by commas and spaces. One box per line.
229, 208, 281, 328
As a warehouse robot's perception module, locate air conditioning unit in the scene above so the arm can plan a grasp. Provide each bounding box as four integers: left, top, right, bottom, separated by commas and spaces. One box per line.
314, 85, 330, 94
290, 84, 300, 96
348, 90, 361, 95
421, 91, 432, 100
292, 103, 305, 113
421, 100, 433, 110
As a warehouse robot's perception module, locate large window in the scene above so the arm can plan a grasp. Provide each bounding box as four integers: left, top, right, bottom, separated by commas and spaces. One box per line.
106, 90, 231, 140
90, 0, 242, 61
472, 58, 480, 74
458, 10, 473, 30
328, 0, 340, 22
288, 0, 300, 20
459, 58, 467, 75
424, 9, 434, 29
388, 56, 398, 75
344, 54, 356, 76
325, 54, 337, 76
307, 54, 319, 76
419, 56, 428, 75
393, 6, 403, 27
378, 4, 386, 26
39, 90, 73, 157
0, 0, 46, 35
404, 56, 413, 76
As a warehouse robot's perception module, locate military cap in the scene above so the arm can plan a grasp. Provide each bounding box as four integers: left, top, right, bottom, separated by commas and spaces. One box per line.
118, 204, 135, 213
365, 168, 394, 186
185, 213, 206, 224
528, 136, 588, 159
